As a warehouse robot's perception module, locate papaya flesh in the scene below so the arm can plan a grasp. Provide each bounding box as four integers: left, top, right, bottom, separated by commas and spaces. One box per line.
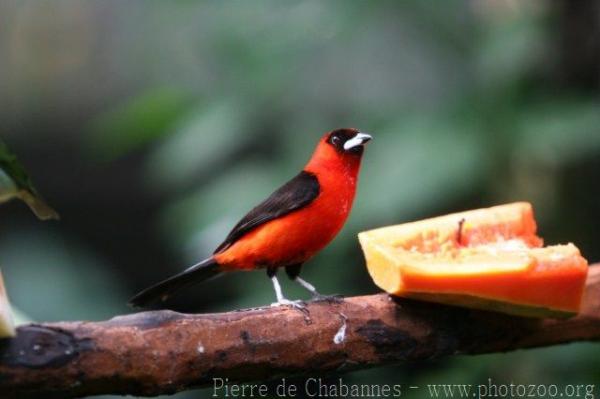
358, 202, 588, 318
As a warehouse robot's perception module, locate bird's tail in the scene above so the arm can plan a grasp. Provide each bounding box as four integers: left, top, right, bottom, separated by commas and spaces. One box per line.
128, 257, 222, 308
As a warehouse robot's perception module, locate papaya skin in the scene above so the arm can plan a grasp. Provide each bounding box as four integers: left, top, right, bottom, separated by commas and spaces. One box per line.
404, 292, 576, 319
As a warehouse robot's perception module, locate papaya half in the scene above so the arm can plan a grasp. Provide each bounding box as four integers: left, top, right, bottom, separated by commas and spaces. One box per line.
358, 202, 588, 318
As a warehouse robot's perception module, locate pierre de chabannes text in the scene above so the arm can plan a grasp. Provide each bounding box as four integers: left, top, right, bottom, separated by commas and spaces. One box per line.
213, 378, 596, 398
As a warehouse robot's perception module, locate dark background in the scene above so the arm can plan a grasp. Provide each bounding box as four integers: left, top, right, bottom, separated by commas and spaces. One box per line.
1, 1, 599, 398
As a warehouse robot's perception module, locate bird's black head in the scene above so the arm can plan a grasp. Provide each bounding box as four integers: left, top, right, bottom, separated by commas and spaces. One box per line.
326, 128, 372, 155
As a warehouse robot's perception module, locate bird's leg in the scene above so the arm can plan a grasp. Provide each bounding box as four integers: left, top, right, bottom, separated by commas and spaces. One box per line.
285, 264, 344, 303
299, 277, 344, 303
267, 268, 306, 309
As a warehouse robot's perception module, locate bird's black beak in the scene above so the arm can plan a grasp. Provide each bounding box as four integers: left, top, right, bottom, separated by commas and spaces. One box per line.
343, 132, 372, 151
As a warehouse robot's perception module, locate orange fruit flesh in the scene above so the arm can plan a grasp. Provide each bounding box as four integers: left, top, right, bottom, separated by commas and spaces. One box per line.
359, 202, 588, 318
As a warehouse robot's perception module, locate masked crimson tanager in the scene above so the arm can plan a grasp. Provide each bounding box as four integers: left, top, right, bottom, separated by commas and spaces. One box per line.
129, 128, 372, 308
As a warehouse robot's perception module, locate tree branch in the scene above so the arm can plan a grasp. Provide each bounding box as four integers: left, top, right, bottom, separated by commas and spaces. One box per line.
1, 264, 599, 398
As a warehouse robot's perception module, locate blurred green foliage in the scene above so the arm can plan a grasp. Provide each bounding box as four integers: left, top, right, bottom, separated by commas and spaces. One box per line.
88, 87, 193, 161
0, 1, 599, 398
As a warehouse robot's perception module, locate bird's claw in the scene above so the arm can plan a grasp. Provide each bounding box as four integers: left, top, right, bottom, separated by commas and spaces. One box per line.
271, 298, 307, 309
271, 298, 310, 317
311, 293, 344, 304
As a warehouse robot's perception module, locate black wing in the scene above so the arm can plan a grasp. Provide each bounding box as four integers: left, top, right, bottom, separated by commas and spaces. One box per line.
213, 170, 320, 254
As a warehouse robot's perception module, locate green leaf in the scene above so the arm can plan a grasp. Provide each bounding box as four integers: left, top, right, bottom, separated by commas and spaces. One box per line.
0, 140, 34, 196
0, 140, 59, 220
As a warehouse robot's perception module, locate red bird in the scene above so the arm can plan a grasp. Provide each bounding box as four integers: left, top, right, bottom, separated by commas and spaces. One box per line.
129, 128, 372, 308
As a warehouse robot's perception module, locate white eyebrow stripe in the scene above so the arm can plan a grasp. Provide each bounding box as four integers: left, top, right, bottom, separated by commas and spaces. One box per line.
343, 133, 372, 150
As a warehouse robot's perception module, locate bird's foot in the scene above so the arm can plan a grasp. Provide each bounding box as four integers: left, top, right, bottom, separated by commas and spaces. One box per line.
271, 299, 310, 317
271, 298, 307, 309
271, 299, 311, 320
311, 293, 344, 304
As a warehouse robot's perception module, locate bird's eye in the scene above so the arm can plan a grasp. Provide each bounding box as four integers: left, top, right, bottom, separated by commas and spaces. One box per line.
331, 135, 340, 145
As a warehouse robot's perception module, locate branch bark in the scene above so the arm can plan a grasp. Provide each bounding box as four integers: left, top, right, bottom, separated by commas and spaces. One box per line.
1, 264, 600, 398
